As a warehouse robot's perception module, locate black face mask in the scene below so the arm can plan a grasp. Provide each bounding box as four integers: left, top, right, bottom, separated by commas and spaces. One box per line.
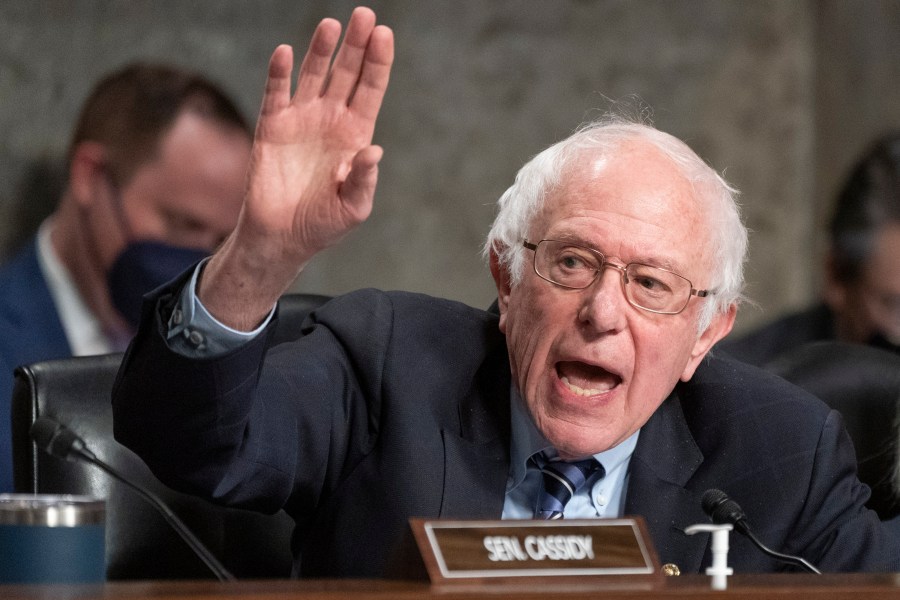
107, 240, 208, 329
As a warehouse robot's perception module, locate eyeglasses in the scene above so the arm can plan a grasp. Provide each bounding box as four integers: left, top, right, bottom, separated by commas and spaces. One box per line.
523, 239, 711, 315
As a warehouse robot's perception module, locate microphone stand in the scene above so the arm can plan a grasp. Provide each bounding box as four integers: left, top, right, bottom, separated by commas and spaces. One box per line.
736, 524, 821, 575
702, 488, 821, 575
78, 450, 236, 582
30, 418, 235, 582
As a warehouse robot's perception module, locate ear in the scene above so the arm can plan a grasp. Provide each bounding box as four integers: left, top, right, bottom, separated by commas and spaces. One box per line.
67, 142, 110, 209
489, 244, 512, 332
680, 303, 737, 381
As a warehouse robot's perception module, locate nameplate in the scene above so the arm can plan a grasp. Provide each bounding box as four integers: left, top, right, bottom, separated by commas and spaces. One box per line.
409, 517, 659, 583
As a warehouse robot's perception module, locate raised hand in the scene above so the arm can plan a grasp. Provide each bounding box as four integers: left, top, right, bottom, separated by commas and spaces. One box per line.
200, 7, 394, 329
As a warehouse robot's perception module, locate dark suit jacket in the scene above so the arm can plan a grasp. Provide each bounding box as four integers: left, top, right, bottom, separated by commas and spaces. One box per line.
0, 238, 71, 491
112, 281, 900, 577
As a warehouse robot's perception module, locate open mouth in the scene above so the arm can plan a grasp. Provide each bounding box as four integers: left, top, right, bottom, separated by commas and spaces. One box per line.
556, 361, 622, 396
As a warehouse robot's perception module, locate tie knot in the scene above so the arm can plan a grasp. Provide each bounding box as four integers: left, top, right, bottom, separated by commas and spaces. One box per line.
536, 456, 604, 520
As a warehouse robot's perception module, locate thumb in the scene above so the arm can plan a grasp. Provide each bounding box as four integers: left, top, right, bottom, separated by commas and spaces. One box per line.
339, 145, 383, 223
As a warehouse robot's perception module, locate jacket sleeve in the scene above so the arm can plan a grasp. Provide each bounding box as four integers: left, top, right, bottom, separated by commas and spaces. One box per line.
789, 409, 900, 572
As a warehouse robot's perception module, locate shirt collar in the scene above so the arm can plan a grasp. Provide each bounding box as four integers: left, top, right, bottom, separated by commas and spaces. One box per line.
36, 218, 115, 355
506, 385, 640, 491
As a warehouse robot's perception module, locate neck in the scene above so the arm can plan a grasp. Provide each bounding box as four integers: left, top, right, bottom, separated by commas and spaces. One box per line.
50, 197, 132, 340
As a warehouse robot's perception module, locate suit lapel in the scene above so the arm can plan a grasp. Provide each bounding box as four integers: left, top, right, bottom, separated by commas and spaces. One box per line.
6, 242, 73, 359
625, 392, 710, 573
439, 347, 511, 519
440, 431, 509, 518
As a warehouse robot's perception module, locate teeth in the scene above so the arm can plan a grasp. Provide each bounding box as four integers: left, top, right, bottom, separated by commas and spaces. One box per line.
561, 376, 611, 396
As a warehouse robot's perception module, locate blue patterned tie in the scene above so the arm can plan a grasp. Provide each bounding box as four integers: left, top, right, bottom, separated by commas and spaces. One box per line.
536, 456, 604, 520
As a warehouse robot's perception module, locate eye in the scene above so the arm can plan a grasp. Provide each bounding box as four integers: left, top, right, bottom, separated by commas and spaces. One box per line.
559, 253, 588, 270
167, 214, 206, 234
555, 249, 597, 273
627, 265, 677, 297
633, 275, 667, 291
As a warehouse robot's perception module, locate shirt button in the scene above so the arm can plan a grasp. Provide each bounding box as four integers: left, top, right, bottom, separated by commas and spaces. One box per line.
188, 330, 205, 346
171, 308, 183, 325
595, 493, 608, 506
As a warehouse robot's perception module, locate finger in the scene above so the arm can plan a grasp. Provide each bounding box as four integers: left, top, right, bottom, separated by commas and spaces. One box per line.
294, 18, 343, 102
323, 6, 377, 103
261, 45, 294, 115
339, 145, 383, 221
348, 25, 394, 121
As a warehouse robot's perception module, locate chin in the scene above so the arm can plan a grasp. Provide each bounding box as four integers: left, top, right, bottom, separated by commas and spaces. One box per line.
539, 415, 623, 459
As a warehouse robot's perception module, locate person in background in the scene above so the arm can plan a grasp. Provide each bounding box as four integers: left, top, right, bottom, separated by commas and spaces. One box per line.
721, 132, 900, 366
1, 157, 67, 259
0, 62, 252, 492
112, 7, 898, 577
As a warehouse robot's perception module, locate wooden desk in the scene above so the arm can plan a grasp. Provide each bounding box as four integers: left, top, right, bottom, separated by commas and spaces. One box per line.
3, 574, 900, 600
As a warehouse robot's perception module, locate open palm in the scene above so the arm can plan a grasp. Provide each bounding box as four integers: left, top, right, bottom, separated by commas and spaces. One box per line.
243, 7, 393, 259
199, 8, 393, 329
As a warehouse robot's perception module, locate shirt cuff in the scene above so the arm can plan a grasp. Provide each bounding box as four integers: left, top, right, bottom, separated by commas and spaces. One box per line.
166, 259, 275, 357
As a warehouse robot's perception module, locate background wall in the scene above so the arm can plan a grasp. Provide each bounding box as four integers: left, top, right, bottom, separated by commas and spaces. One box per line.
1, 0, 898, 335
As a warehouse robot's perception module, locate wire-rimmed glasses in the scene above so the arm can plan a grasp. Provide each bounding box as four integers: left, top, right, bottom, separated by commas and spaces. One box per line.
523, 239, 711, 315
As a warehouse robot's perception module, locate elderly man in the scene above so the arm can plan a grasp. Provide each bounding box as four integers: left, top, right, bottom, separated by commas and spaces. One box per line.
112, 7, 899, 577
0, 62, 251, 492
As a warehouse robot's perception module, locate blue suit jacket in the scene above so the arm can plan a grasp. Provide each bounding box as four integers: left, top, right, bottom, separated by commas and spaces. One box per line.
0, 239, 72, 491
112, 281, 900, 577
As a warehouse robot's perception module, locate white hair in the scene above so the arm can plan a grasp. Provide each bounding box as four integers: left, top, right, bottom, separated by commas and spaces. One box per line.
482, 115, 748, 332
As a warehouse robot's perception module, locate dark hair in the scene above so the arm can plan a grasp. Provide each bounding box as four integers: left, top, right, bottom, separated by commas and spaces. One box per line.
67, 62, 250, 186
830, 132, 900, 283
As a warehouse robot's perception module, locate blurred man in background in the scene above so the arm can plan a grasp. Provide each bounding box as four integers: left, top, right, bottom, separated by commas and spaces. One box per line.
0, 62, 252, 491
721, 132, 900, 366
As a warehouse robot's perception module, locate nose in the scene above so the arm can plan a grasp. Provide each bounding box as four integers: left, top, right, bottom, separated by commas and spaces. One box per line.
576, 265, 628, 333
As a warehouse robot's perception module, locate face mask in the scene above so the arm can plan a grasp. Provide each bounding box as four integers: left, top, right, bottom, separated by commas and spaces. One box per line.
107, 240, 208, 329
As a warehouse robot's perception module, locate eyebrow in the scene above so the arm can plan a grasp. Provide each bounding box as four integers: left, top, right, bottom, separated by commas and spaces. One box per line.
548, 234, 685, 273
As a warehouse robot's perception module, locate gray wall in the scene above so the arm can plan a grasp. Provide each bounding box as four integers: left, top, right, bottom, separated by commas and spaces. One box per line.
1, 0, 898, 334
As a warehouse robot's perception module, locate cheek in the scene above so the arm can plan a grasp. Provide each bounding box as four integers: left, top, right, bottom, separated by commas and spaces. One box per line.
503, 289, 559, 386
504, 302, 540, 380
632, 319, 697, 390
82, 196, 129, 271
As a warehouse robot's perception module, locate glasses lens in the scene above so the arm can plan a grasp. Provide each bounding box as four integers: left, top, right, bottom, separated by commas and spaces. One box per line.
535, 241, 600, 289
528, 239, 698, 314
624, 263, 690, 313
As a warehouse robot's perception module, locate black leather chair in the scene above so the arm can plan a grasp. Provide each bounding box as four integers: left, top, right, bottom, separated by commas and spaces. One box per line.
10, 293, 330, 580
763, 341, 900, 520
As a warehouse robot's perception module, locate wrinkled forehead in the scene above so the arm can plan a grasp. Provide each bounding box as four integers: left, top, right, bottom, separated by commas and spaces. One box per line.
537, 142, 719, 274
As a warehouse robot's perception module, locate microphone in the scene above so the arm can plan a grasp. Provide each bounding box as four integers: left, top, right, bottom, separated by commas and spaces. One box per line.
30, 417, 235, 582
701, 489, 821, 574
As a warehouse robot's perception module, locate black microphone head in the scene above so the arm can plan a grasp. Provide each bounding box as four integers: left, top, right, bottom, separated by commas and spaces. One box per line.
701, 488, 729, 515
701, 488, 749, 532
30, 417, 88, 461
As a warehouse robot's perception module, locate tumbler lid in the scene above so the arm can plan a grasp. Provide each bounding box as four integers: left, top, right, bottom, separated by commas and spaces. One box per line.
0, 494, 105, 526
